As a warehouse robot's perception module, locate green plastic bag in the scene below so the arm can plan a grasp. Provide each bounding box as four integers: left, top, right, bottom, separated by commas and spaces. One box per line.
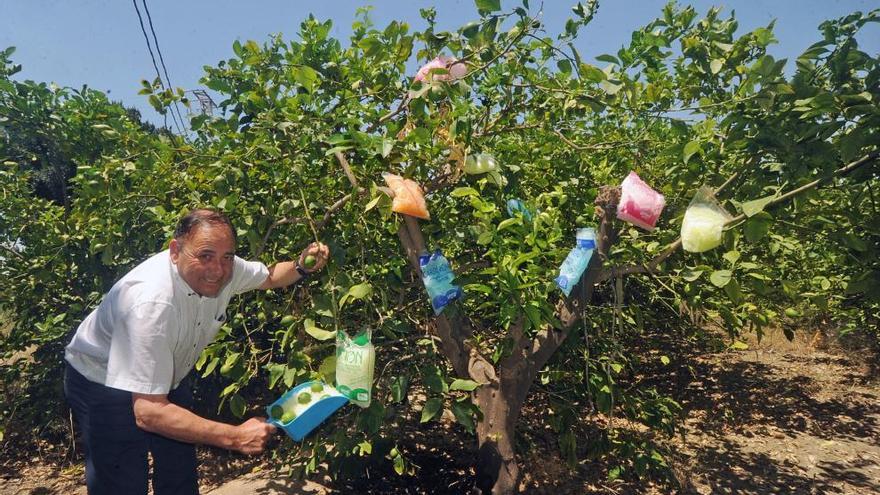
335, 328, 375, 408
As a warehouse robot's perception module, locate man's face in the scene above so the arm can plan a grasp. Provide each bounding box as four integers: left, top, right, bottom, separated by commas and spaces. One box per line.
169, 224, 235, 297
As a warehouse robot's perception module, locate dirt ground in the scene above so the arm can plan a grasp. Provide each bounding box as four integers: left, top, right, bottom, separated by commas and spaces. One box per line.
2, 327, 877, 494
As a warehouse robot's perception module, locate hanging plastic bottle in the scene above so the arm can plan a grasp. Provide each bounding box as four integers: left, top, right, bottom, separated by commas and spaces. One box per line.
681, 186, 732, 253
335, 328, 375, 408
419, 250, 463, 315
506, 198, 533, 221
555, 228, 597, 297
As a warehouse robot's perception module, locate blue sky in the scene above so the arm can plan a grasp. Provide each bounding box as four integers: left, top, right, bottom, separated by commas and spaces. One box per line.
2, 0, 877, 127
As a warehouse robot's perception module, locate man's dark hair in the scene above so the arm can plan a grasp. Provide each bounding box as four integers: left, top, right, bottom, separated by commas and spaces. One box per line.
174, 209, 237, 244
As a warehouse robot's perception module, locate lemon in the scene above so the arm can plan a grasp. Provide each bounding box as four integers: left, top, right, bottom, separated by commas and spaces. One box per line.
269, 405, 284, 420
303, 255, 317, 269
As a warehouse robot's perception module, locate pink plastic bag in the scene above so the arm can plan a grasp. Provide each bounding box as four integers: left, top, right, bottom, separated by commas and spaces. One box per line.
616, 171, 665, 231
414, 55, 467, 83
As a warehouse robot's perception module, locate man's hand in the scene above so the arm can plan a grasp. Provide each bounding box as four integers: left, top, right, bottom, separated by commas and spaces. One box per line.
260, 242, 331, 290
299, 242, 330, 273
231, 417, 276, 454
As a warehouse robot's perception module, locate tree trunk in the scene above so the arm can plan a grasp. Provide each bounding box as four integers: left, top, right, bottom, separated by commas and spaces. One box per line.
395, 188, 621, 495
473, 365, 531, 494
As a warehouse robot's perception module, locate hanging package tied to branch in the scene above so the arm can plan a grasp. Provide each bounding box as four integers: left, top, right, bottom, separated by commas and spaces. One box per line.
555, 227, 597, 297
616, 171, 666, 230
335, 328, 375, 408
383, 172, 430, 219
419, 250, 463, 315
681, 186, 732, 253
506, 198, 533, 221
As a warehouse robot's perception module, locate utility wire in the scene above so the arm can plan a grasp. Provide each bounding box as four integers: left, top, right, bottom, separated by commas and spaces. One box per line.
131, 0, 184, 136
141, 0, 188, 135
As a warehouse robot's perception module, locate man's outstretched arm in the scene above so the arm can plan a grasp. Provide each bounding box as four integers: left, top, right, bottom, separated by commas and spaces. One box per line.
132, 393, 275, 454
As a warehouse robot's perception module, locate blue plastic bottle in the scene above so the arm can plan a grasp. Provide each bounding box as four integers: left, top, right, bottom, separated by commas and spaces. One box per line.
506, 198, 533, 221
419, 250, 463, 315
555, 228, 597, 297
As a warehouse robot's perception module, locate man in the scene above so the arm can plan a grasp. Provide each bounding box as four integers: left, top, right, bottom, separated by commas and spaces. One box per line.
63, 209, 329, 494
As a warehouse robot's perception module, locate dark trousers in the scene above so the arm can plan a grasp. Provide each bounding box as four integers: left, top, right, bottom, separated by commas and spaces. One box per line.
64, 363, 199, 495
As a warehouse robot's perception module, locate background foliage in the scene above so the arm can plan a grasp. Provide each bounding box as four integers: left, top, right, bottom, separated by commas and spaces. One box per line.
1, 1, 877, 488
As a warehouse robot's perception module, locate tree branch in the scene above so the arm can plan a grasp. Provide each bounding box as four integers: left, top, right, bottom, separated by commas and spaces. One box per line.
395, 215, 488, 381
596, 150, 880, 281
527, 186, 621, 373
334, 151, 360, 190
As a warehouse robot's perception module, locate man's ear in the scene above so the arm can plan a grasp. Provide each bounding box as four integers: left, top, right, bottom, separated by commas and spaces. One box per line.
169, 238, 181, 264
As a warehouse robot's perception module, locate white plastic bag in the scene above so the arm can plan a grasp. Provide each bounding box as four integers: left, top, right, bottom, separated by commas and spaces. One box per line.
681, 186, 732, 253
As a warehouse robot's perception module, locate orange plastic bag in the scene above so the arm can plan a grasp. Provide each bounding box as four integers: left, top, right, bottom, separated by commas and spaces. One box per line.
382, 173, 430, 220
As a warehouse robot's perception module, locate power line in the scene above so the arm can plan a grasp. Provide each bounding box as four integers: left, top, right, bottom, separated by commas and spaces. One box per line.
131, 0, 184, 136
141, 0, 188, 135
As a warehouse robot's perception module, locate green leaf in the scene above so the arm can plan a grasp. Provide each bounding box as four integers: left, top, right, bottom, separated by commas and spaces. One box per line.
842, 233, 868, 252
230, 393, 246, 418
304, 318, 337, 341
318, 355, 336, 383
600, 80, 623, 95
450, 379, 480, 391
556, 59, 572, 74
391, 374, 411, 403
201, 357, 220, 378
741, 195, 775, 217
730, 341, 749, 350
292, 65, 319, 93
393, 452, 406, 475
710, 58, 723, 74
681, 268, 704, 282
341, 282, 373, 307
722, 250, 740, 265
580, 63, 606, 82
710, 270, 733, 288
744, 212, 773, 242
497, 218, 519, 232
660, 355, 670, 365
682, 140, 701, 164
364, 195, 382, 212
451, 187, 479, 198
267, 363, 285, 389
423, 365, 448, 394
475, 0, 501, 12
451, 399, 476, 432
348, 282, 373, 300
380, 137, 394, 158
420, 397, 443, 423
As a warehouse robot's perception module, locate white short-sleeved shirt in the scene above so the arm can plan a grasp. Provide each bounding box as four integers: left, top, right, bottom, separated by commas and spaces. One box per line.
64, 250, 269, 394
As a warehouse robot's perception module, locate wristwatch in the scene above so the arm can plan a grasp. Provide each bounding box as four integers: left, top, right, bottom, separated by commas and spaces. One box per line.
295, 262, 311, 281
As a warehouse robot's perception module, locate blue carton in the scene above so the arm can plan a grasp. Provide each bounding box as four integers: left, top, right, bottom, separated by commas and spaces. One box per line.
266, 380, 348, 441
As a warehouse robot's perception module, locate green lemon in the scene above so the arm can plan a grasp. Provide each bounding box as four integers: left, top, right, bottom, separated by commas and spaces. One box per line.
303, 254, 317, 269
297, 392, 312, 404
310, 382, 324, 393
281, 411, 297, 423
269, 405, 284, 420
